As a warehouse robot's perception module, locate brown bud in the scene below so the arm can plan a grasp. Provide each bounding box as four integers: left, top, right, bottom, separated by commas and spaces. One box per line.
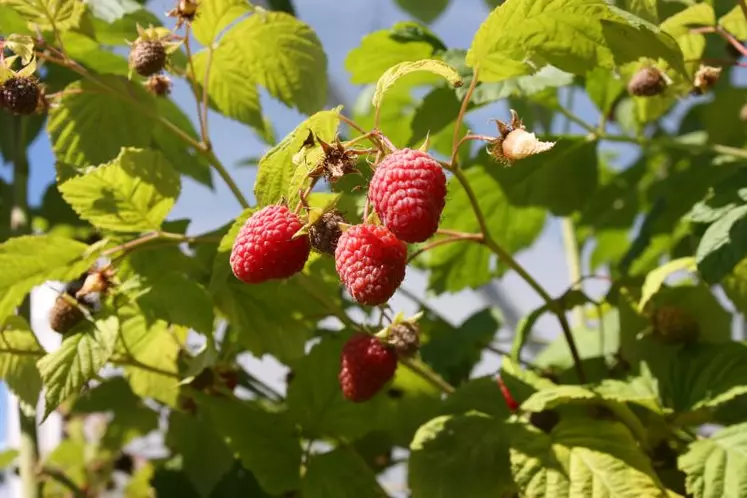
49, 295, 85, 335
651, 305, 699, 344
308, 210, 346, 255
388, 322, 420, 358
145, 75, 172, 97
627, 67, 668, 97
692, 65, 722, 95
129, 40, 167, 77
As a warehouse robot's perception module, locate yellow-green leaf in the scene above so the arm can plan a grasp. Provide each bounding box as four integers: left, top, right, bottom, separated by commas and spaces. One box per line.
720, 6, 747, 40
0, 316, 44, 406
0, 0, 85, 31
372, 59, 462, 109
192, 0, 253, 46
638, 257, 697, 311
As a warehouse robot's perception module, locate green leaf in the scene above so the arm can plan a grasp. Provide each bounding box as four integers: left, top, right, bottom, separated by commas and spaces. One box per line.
0, 0, 84, 31
696, 205, 747, 284
638, 257, 697, 311
372, 59, 462, 110
47, 76, 155, 167
167, 412, 234, 497
678, 422, 747, 498
409, 412, 514, 498
345, 22, 437, 84
198, 396, 302, 495
219, 11, 327, 114
467, 0, 684, 81
619, 0, 658, 23
139, 274, 214, 334
441, 377, 512, 419
394, 0, 449, 24
0, 449, 18, 469
0, 316, 43, 406
254, 108, 340, 207
720, 5, 747, 40
192, 0, 252, 46
86, 0, 141, 23
722, 257, 747, 314
421, 163, 546, 293
510, 418, 668, 497
0, 235, 96, 323
301, 447, 388, 498
192, 46, 264, 132
58, 147, 181, 233
585, 67, 626, 116
37, 313, 120, 418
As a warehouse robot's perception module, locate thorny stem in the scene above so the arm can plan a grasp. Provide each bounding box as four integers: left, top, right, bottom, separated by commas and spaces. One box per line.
183, 25, 209, 147
294, 176, 321, 215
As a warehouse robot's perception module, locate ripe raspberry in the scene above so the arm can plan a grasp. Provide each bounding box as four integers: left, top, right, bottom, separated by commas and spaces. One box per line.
334, 224, 407, 306
388, 322, 420, 358
339, 333, 398, 402
1, 76, 41, 115
129, 40, 167, 77
368, 149, 446, 243
308, 210, 345, 255
230, 205, 311, 284
651, 305, 699, 344
627, 67, 667, 97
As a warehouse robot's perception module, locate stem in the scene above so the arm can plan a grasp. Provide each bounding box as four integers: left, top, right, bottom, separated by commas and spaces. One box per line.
451, 67, 480, 167
205, 149, 250, 209
39, 467, 85, 498
10, 115, 40, 498
407, 233, 482, 263
110, 356, 180, 378
399, 357, 455, 394
554, 103, 596, 135
561, 218, 584, 328
183, 25, 209, 147
339, 114, 368, 135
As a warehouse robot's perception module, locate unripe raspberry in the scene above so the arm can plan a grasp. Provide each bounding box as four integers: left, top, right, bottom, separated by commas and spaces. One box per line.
651, 305, 699, 344
387, 322, 420, 358
500, 129, 555, 162
308, 210, 345, 255
339, 333, 397, 402
628, 67, 668, 97
129, 40, 167, 77
369, 149, 446, 243
1, 76, 41, 115
230, 205, 311, 284
334, 224, 407, 306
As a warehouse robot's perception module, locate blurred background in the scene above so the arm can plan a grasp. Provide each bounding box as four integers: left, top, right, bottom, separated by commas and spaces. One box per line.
1, 0, 745, 495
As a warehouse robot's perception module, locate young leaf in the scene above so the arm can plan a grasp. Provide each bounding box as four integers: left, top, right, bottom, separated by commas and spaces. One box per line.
467, 0, 684, 82
254, 108, 340, 207
191, 0, 253, 46
37, 314, 120, 418
58, 147, 181, 233
719, 5, 747, 40
218, 11, 327, 114
0, 0, 85, 31
511, 417, 668, 497
0, 316, 44, 406
47, 76, 156, 167
394, 0, 449, 24
409, 412, 514, 498
301, 447, 389, 498
0, 235, 96, 323
372, 59, 462, 110
198, 395, 303, 495
638, 257, 697, 311
678, 422, 747, 498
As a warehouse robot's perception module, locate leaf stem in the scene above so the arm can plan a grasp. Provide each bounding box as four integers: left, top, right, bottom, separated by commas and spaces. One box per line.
561, 219, 584, 328
450, 66, 480, 167
399, 357, 455, 394
407, 233, 482, 263
183, 25, 209, 148
110, 355, 180, 379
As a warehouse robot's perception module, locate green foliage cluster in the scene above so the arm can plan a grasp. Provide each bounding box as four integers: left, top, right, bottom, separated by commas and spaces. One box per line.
0, 0, 746, 496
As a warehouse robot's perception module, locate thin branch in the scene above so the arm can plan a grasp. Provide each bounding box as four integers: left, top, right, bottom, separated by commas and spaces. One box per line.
183, 25, 208, 146
408, 233, 482, 263
110, 355, 180, 378
451, 67, 480, 167
561, 218, 584, 328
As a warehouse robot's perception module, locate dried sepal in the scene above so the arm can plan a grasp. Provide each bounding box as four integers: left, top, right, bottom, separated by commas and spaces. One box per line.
486, 109, 555, 165
167, 0, 200, 29
692, 65, 722, 95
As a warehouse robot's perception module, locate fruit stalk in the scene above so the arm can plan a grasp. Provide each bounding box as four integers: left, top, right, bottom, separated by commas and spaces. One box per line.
183, 24, 210, 147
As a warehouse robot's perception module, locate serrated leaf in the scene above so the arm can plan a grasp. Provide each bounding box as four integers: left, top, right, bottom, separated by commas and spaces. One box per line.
139, 274, 214, 334
409, 412, 514, 498
467, 0, 684, 82
167, 412, 234, 497
85, 0, 141, 23
619, 0, 658, 23
511, 418, 668, 497
0, 235, 96, 323
254, 107, 340, 207
345, 22, 437, 84
47, 76, 155, 167
696, 204, 747, 284
192, 0, 252, 46
301, 447, 388, 498
6, 34, 34, 64
37, 313, 120, 418
638, 257, 696, 311
192, 45, 264, 132
372, 59, 461, 109
720, 5, 747, 40
219, 11, 327, 114
678, 422, 747, 498
441, 377, 512, 418
0, 0, 85, 31
198, 396, 302, 495
0, 316, 44, 406
58, 147, 180, 233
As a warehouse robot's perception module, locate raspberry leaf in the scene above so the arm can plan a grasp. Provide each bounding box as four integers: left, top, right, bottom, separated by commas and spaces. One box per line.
638, 257, 697, 311
372, 59, 462, 110
301, 447, 389, 498
37, 313, 120, 419
394, 0, 449, 25
192, 0, 252, 46
0, 316, 43, 407
678, 422, 747, 498
719, 5, 747, 40
0, 0, 85, 31
58, 147, 181, 233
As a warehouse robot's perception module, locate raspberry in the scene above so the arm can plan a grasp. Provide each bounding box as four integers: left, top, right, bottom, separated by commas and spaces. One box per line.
230, 205, 311, 284
387, 322, 420, 358
334, 224, 407, 306
308, 210, 345, 255
627, 67, 667, 97
651, 305, 699, 344
368, 149, 446, 243
1, 76, 40, 115
339, 333, 398, 402
129, 40, 167, 77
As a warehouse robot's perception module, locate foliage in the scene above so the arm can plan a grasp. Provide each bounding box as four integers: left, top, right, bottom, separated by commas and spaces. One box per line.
0, 0, 746, 496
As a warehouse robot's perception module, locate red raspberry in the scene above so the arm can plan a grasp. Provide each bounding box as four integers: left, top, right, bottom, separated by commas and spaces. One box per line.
230, 205, 310, 284
334, 224, 407, 306
368, 149, 447, 243
339, 333, 398, 402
